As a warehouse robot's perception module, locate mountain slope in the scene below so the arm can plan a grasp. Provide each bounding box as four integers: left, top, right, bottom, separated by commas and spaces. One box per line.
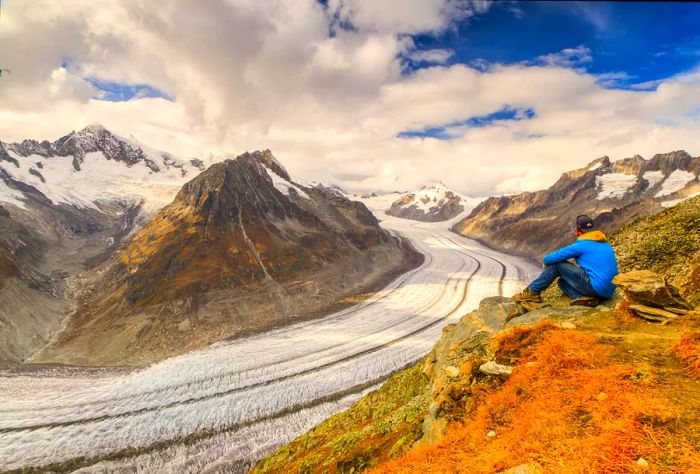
33, 150, 420, 366
386, 182, 479, 222
610, 195, 700, 304
453, 151, 700, 260
0, 125, 205, 365
254, 201, 700, 473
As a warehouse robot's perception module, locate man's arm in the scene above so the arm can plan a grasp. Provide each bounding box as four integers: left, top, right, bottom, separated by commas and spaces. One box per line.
543, 242, 584, 266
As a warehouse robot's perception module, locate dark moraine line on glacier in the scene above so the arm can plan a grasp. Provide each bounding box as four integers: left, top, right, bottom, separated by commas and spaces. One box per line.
0, 231, 481, 433
0, 215, 536, 472
3, 378, 391, 474
441, 232, 507, 296
409, 220, 508, 296
0, 233, 436, 417
0, 229, 481, 472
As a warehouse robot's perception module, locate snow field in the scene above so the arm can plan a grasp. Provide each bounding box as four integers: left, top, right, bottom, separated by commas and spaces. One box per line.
595, 173, 638, 200
656, 169, 696, 197
0, 149, 195, 210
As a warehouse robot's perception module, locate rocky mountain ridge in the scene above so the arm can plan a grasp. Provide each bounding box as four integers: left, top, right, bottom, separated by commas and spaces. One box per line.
0, 124, 204, 212
453, 151, 700, 260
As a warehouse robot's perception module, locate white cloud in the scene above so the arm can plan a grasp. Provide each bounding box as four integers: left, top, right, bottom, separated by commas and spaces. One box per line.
326, 0, 490, 34
406, 48, 454, 64
535, 45, 593, 68
0, 1, 699, 198
595, 71, 634, 88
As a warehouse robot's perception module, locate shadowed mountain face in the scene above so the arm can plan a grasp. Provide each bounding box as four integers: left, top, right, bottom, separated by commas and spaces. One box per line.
453, 151, 700, 260
34, 151, 418, 366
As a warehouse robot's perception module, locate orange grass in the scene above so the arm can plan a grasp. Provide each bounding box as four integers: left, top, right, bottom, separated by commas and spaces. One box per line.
673, 332, 700, 377
372, 326, 698, 474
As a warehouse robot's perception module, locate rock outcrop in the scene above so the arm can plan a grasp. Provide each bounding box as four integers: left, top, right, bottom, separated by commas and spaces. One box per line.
613, 270, 697, 322
255, 290, 700, 473
614, 270, 692, 310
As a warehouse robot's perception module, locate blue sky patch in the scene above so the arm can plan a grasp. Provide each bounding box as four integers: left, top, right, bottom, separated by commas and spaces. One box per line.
85, 77, 174, 102
398, 106, 535, 140
408, 1, 700, 90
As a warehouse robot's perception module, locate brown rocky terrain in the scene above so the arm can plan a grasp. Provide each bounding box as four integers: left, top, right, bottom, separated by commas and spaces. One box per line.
33, 150, 420, 366
453, 151, 700, 260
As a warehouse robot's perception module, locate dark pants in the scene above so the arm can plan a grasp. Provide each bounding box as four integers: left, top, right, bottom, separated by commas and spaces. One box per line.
528, 262, 599, 299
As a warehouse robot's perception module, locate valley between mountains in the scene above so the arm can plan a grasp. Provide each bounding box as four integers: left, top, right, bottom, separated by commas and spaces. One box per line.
0, 126, 537, 472
0, 203, 537, 472
2, 126, 699, 473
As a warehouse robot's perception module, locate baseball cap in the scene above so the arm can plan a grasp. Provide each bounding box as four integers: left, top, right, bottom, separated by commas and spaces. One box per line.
576, 215, 595, 232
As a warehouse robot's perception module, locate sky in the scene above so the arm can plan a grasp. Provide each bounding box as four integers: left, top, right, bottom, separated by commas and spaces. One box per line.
1, 0, 700, 196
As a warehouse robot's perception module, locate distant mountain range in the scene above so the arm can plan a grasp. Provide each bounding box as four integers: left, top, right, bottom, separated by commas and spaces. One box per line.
0, 127, 417, 366
385, 182, 481, 222
453, 151, 700, 260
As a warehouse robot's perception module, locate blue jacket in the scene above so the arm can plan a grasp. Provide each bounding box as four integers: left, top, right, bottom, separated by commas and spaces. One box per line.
543, 231, 619, 299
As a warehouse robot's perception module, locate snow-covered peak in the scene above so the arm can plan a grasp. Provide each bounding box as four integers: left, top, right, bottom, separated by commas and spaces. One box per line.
418, 181, 449, 192
0, 127, 206, 212
79, 123, 107, 134
411, 181, 462, 203
385, 182, 481, 222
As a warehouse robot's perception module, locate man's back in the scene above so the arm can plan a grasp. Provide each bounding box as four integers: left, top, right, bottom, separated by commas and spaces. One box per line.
543, 230, 618, 298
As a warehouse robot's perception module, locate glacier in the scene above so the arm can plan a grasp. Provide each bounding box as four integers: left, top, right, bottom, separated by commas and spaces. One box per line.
0, 204, 537, 473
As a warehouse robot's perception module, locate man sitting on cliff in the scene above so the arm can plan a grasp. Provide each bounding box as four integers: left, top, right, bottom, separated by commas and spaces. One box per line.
513, 215, 618, 307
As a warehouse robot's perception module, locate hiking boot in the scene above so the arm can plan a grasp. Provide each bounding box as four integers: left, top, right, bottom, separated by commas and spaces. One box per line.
569, 296, 600, 307
513, 288, 542, 303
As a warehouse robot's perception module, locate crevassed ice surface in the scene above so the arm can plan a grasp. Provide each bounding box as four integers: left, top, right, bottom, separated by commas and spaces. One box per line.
0, 204, 538, 473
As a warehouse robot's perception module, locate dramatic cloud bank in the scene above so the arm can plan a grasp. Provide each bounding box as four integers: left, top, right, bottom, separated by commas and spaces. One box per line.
0, 0, 699, 195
